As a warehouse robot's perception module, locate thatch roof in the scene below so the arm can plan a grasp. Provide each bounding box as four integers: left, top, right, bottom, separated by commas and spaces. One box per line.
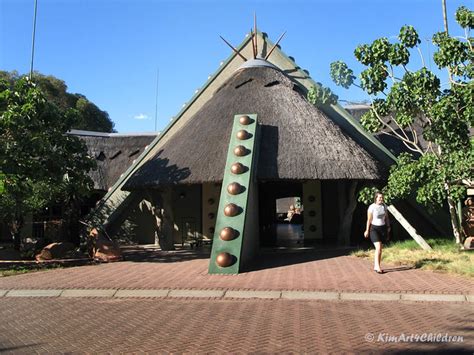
69, 130, 157, 191
123, 65, 386, 190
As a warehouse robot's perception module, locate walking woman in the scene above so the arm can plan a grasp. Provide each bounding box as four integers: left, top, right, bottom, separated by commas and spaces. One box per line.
364, 192, 391, 274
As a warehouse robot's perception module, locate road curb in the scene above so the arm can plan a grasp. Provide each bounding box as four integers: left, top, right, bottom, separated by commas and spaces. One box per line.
5, 289, 62, 297
224, 290, 282, 299
61, 289, 117, 298
281, 291, 339, 300
114, 289, 170, 298
340, 292, 401, 301
0, 289, 471, 303
169, 289, 225, 298
400, 294, 467, 302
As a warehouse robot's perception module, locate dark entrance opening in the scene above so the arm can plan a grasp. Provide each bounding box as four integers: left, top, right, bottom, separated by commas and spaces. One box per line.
259, 181, 302, 247
275, 196, 304, 246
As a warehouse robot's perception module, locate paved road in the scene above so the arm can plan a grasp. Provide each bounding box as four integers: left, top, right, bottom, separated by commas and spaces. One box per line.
0, 297, 471, 353
0, 248, 472, 353
1, 248, 472, 294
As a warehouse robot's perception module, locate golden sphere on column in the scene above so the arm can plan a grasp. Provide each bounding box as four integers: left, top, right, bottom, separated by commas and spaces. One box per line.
224, 203, 239, 217
231, 162, 245, 174
220, 227, 236, 241
227, 182, 242, 195
239, 115, 251, 125
234, 145, 247, 156
216, 252, 234, 267
236, 130, 250, 140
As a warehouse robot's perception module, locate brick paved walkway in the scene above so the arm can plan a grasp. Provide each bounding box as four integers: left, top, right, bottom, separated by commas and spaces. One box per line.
1, 247, 473, 353
0, 297, 471, 353
0, 248, 472, 294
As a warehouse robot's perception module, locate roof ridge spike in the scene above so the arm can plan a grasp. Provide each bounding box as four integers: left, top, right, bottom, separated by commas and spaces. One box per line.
251, 29, 256, 59
219, 35, 247, 61
253, 13, 258, 58
265, 31, 286, 60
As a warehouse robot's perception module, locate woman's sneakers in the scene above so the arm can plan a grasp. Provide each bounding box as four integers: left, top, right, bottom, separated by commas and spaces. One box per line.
374, 269, 385, 274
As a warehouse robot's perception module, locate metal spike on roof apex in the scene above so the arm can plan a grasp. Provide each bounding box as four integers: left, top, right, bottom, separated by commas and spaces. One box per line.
220, 15, 286, 63
251, 29, 256, 59
219, 35, 247, 61
265, 31, 286, 60
253, 13, 258, 59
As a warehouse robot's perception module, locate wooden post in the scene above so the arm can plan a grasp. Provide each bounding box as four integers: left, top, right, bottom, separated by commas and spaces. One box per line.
337, 181, 358, 246
158, 188, 176, 251
387, 205, 432, 250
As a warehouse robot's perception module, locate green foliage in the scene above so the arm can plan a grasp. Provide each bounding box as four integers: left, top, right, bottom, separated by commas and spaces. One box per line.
360, 98, 391, 133
398, 25, 421, 48
386, 153, 420, 199
357, 186, 380, 205
0, 71, 115, 132
386, 81, 415, 127
360, 110, 382, 133
404, 68, 441, 108
75, 96, 114, 132
0, 78, 95, 233
370, 38, 391, 62
388, 43, 410, 66
0, 172, 4, 194
307, 83, 338, 106
433, 32, 470, 77
372, 98, 390, 116
359, 63, 388, 94
354, 44, 373, 66
329, 61, 354, 88
426, 88, 471, 152
330, 5, 473, 241
455, 6, 474, 29
384, 68, 440, 128
383, 144, 473, 209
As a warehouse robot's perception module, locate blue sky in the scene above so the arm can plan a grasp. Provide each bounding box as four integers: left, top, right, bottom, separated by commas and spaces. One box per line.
0, 0, 467, 133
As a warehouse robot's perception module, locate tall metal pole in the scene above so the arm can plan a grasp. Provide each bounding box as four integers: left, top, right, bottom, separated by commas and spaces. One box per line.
30, 0, 38, 80
441, 0, 449, 34
154, 68, 159, 132
441, 0, 452, 83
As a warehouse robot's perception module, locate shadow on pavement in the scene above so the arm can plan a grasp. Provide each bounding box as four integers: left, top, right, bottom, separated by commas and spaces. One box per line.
120, 245, 358, 271
245, 247, 354, 272
383, 266, 416, 273
121, 245, 211, 263
0, 344, 42, 352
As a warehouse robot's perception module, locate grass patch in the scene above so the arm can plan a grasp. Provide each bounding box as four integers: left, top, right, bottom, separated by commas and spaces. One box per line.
0, 261, 85, 277
352, 237, 473, 277
0, 266, 38, 277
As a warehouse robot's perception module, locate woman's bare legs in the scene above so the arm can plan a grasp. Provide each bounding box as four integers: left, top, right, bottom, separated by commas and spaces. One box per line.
373, 241, 383, 272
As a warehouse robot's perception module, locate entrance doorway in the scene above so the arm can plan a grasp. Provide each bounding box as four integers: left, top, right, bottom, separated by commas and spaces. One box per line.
275, 197, 304, 246
259, 182, 303, 247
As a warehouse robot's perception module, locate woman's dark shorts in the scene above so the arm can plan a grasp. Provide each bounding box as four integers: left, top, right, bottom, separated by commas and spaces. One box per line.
370, 224, 387, 243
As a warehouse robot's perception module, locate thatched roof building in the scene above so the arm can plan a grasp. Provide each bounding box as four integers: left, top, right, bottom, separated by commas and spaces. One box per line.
124, 62, 385, 190
84, 30, 451, 258
69, 130, 157, 191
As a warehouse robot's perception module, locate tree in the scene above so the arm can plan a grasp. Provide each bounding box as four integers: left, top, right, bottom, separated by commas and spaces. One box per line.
329, 5, 473, 243
0, 78, 96, 249
0, 71, 115, 133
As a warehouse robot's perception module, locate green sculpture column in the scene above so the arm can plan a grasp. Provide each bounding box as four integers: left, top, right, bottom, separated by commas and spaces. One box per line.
208, 114, 258, 274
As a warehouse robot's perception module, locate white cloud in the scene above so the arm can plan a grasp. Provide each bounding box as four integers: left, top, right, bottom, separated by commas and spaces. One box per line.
133, 113, 149, 120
